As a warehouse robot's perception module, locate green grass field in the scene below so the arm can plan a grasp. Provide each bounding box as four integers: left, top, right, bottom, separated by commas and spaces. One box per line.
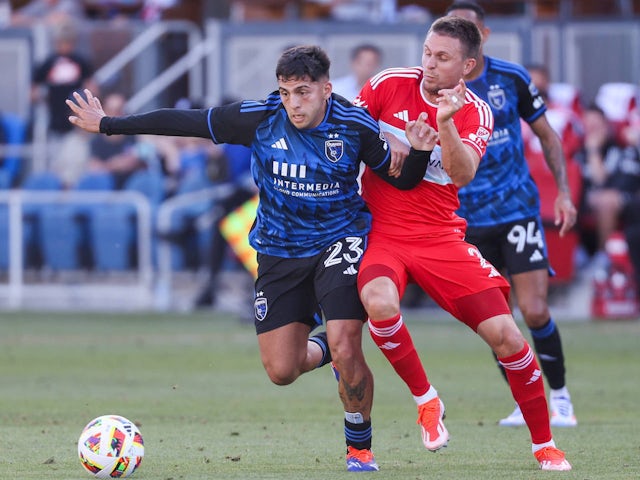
0, 311, 638, 479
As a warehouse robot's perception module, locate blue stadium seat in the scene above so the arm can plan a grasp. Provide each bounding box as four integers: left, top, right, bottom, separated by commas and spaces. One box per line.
39, 172, 115, 271
0, 172, 64, 271
22, 171, 64, 268
124, 169, 166, 209
90, 170, 165, 271
39, 203, 83, 270
0, 113, 27, 188
0, 205, 8, 270
90, 204, 135, 271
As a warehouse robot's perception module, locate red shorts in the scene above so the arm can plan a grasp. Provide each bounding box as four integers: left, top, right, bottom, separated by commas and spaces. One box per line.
358, 230, 511, 331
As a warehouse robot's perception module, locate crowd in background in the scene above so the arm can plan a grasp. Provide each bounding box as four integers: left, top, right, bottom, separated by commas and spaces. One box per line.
0, 0, 639, 313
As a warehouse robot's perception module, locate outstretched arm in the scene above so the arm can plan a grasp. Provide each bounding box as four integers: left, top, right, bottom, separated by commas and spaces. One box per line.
67, 88, 214, 138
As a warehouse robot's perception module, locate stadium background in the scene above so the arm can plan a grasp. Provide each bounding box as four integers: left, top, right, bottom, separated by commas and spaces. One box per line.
0, 0, 638, 318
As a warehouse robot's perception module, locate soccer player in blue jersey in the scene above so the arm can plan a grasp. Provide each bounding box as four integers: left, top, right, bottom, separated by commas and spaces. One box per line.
67, 45, 439, 471
446, 1, 579, 427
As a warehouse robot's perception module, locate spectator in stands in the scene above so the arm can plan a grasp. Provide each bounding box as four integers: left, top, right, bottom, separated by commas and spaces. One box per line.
85, 92, 145, 189
332, 44, 383, 102
31, 18, 97, 171
12, 0, 86, 26
305, 0, 396, 22
524, 64, 584, 161
81, 1, 144, 21
576, 104, 640, 267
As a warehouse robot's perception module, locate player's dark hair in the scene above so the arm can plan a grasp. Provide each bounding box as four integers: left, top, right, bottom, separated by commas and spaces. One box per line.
445, 1, 486, 21
428, 16, 482, 60
276, 45, 331, 82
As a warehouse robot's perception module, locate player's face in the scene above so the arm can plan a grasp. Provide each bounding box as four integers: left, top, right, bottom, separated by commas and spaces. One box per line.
421, 33, 471, 97
278, 75, 331, 129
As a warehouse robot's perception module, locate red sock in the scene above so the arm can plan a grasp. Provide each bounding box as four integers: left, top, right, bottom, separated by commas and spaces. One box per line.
499, 343, 552, 444
368, 314, 430, 397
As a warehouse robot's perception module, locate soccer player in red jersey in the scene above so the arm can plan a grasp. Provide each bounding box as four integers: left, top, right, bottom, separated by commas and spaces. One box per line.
353, 16, 571, 470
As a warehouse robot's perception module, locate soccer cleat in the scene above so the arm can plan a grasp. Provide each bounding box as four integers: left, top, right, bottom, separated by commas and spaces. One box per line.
498, 404, 526, 427
534, 446, 572, 471
549, 395, 577, 427
416, 397, 449, 451
346, 446, 379, 472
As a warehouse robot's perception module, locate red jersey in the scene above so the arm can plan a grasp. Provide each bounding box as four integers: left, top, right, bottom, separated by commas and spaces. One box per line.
355, 66, 494, 239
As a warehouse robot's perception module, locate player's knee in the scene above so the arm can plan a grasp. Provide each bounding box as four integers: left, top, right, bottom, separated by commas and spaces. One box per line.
263, 361, 298, 386
519, 299, 549, 327
480, 315, 525, 357
360, 284, 399, 319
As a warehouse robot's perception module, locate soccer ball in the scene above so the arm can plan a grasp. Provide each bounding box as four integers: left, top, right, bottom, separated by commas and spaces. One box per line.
77, 414, 144, 478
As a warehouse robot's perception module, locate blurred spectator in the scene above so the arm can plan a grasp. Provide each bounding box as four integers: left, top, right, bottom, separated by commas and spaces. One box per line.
85, 92, 146, 189
305, 0, 396, 22
229, 0, 293, 21
332, 44, 382, 102
11, 0, 86, 26
31, 18, 98, 171
576, 104, 640, 265
50, 126, 92, 189
594, 82, 640, 145
81, 1, 144, 21
524, 64, 583, 161
140, 0, 179, 21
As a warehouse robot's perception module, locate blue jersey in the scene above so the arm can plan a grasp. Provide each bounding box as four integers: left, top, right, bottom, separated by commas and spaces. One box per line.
458, 56, 547, 227
208, 93, 392, 258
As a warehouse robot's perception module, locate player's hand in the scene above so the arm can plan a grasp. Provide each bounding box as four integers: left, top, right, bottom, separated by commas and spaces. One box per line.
554, 192, 577, 237
406, 112, 438, 152
383, 131, 410, 177
66, 89, 106, 133
436, 79, 466, 123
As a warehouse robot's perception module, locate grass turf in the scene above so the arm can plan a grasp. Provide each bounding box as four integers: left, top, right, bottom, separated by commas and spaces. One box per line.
0, 311, 638, 479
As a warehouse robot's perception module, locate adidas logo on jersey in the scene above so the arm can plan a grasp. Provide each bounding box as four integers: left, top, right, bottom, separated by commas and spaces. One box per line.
393, 110, 409, 122
343, 265, 358, 275
529, 250, 544, 262
271, 138, 288, 150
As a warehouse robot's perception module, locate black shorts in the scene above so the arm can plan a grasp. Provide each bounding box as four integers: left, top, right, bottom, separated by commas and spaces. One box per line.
253, 235, 368, 334
464, 216, 550, 276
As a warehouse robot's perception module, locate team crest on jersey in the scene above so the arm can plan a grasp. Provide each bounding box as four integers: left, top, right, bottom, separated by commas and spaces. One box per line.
325, 139, 344, 162
254, 297, 268, 321
488, 85, 506, 110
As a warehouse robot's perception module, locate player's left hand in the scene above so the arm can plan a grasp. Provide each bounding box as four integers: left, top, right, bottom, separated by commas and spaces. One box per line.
554, 192, 577, 237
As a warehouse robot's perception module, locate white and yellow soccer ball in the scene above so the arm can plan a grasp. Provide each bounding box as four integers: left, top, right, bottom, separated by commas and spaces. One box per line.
77, 414, 144, 478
